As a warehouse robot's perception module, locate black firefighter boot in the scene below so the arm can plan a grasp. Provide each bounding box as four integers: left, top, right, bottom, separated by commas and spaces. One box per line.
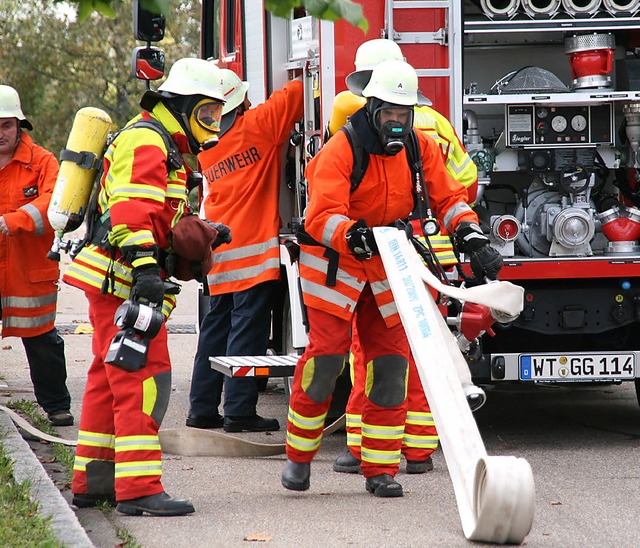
281, 459, 311, 491
116, 492, 195, 516
365, 474, 404, 498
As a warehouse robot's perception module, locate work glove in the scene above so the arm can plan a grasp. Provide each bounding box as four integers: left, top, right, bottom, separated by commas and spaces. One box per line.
453, 221, 503, 281
130, 264, 166, 305
346, 219, 378, 260
204, 220, 232, 250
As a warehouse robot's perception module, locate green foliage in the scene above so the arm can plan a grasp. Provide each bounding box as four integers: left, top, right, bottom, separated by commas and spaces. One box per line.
63, 0, 368, 30
0, 437, 63, 546
0, 0, 200, 157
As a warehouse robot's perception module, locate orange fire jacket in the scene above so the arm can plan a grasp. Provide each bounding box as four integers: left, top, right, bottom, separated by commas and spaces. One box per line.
300, 128, 477, 327
0, 133, 61, 338
199, 79, 304, 296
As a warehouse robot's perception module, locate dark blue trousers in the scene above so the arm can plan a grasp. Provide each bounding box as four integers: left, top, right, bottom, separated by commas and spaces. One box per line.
22, 328, 71, 414
188, 281, 275, 418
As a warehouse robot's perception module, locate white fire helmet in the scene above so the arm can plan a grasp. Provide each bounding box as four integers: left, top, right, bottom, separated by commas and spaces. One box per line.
346, 39, 431, 106
220, 69, 250, 116
158, 58, 226, 103
361, 60, 419, 106
0, 85, 33, 130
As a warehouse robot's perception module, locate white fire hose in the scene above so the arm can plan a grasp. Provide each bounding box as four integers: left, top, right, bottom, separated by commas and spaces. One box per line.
374, 227, 534, 545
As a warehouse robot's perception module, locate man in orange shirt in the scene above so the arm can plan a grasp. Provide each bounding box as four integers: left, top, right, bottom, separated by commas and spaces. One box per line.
0, 85, 72, 427
187, 69, 303, 432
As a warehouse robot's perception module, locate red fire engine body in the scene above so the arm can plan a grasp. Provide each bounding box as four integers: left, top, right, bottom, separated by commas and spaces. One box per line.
193, 0, 640, 405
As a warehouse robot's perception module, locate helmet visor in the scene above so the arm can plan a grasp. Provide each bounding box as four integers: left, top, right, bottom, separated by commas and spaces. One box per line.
373, 105, 414, 139
191, 99, 224, 133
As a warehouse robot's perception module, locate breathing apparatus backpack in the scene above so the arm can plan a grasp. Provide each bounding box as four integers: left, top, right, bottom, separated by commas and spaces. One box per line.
46, 108, 182, 261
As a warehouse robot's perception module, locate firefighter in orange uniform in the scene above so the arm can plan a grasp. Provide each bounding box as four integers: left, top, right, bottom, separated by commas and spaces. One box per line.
63, 58, 228, 516
281, 60, 502, 497
186, 69, 303, 433
0, 85, 73, 427
333, 39, 483, 477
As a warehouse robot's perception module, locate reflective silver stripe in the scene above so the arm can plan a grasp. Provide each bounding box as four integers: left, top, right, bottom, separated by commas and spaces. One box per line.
299, 251, 364, 292
287, 408, 326, 430
77, 431, 115, 448
443, 202, 472, 232
120, 231, 155, 247
402, 434, 439, 447
405, 411, 434, 425
377, 301, 398, 319
114, 461, 162, 475
301, 278, 356, 311
213, 237, 278, 263
362, 425, 404, 439
370, 279, 390, 297
346, 432, 362, 446
448, 154, 472, 176
322, 214, 349, 247
20, 203, 45, 236
361, 449, 401, 462
2, 311, 56, 329
2, 293, 57, 309
286, 431, 322, 451
115, 185, 166, 202
345, 413, 361, 428
208, 257, 280, 285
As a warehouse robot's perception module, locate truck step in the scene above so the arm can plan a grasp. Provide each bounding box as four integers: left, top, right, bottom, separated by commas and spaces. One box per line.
209, 354, 299, 378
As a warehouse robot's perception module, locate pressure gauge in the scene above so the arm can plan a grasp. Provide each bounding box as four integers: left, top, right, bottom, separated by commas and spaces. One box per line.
551, 115, 568, 133
571, 114, 587, 132
536, 107, 549, 119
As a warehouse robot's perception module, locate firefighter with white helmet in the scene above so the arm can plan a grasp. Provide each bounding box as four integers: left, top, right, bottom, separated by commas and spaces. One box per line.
63, 57, 230, 516
282, 59, 500, 497
186, 67, 302, 433
0, 84, 73, 427
332, 39, 485, 478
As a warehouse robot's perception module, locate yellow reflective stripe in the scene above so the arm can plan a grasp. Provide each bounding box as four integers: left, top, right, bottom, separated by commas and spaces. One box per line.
361, 423, 404, 440
346, 432, 362, 447
405, 411, 435, 426
142, 377, 157, 417
345, 413, 361, 428
112, 184, 166, 202
402, 434, 439, 449
114, 460, 162, 478
77, 430, 115, 449
287, 407, 326, 430
166, 182, 187, 199
115, 435, 161, 452
73, 456, 114, 472
361, 448, 402, 464
286, 431, 322, 453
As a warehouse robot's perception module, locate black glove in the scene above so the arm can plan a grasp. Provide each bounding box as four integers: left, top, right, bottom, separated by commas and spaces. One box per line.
345, 219, 378, 260
204, 220, 232, 250
130, 264, 166, 304
454, 221, 503, 280
469, 245, 503, 280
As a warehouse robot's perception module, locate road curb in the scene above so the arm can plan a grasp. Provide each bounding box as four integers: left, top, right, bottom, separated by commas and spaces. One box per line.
0, 411, 93, 547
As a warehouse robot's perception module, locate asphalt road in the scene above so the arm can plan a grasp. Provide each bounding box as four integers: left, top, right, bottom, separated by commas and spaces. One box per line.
2, 271, 640, 547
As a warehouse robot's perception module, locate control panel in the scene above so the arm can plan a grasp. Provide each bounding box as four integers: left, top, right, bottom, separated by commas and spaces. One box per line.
506, 104, 613, 148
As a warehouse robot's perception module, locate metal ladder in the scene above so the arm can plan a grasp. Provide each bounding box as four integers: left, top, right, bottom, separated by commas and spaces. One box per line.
384, 0, 464, 132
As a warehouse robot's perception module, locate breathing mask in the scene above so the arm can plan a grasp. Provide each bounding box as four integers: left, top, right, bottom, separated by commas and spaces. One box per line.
189, 98, 223, 150
367, 98, 414, 155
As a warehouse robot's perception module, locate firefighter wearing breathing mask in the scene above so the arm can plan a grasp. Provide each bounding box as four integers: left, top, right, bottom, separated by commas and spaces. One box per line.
282, 59, 502, 498
63, 57, 229, 517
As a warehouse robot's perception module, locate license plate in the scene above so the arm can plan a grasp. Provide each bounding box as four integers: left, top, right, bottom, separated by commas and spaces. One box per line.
519, 353, 635, 381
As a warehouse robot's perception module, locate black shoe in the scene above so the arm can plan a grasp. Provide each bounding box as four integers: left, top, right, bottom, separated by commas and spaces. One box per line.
116, 492, 195, 516
48, 411, 74, 427
333, 451, 361, 474
281, 459, 310, 491
223, 415, 280, 432
72, 493, 116, 508
365, 474, 403, 498
185, 414, 224, 429
406, 456, 434, 474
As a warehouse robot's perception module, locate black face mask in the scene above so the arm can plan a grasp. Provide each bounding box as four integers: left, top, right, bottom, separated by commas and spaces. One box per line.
366, 98, 414, 156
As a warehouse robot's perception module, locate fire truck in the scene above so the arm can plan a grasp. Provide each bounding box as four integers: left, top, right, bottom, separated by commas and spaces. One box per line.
136, 0, 640, 405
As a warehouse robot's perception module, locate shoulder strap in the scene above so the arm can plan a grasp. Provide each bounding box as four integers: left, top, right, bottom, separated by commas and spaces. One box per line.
340, 122, 369, 193
124, 118, 183, 172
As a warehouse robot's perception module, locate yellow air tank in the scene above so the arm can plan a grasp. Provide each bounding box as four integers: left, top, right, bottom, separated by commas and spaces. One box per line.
48, 107, 113, 234
327, 91, 366, 138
